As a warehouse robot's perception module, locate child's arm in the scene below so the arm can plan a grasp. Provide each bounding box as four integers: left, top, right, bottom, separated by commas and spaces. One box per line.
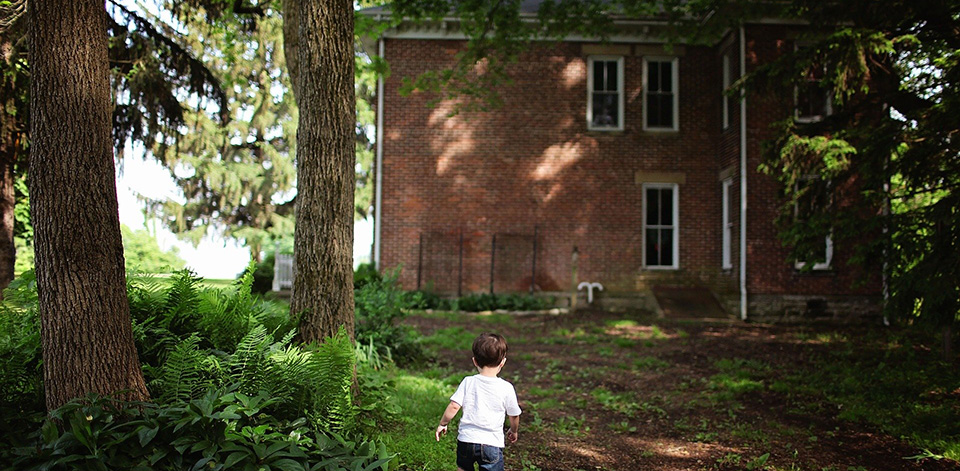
435, 401, 461, 441
506, 415, 520, 443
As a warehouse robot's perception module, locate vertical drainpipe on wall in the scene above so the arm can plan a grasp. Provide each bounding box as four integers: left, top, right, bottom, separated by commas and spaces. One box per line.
739, 25, 749, 321
373, 36, 385, 270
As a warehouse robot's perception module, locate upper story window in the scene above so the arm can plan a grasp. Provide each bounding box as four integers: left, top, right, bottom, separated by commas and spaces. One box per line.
722, 54, 731, 130
587, 56, 624, 131
795, 45, 832, 123
643, 57, 679, 131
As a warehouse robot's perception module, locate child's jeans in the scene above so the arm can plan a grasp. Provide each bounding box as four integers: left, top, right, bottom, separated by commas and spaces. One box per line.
456, 440, 504, 471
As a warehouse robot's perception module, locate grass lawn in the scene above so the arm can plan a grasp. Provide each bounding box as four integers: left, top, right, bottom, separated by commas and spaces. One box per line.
379, 309, 960, 471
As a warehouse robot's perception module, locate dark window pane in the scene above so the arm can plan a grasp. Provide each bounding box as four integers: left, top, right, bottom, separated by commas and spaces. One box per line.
646, 188, 660, 225
606, 61, 618, 91
646, 229, 660, 266
661, 62, 673, 93
728, 184, 737, 216
661, 229, 674, 265
660, 95, 674, 128
648, 62, 660, 91
661, 188, 673, 225
593, 61, 604, 92
798, 86, 828, 119
648, 95, 667, 127
591, 93, 618, 127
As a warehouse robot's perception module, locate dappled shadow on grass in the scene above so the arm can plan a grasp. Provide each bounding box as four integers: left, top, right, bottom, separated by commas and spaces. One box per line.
391, 309, 959, 471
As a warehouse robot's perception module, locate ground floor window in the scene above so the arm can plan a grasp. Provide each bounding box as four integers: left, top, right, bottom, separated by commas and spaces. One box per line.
722, 178, 733, 270
643, 183, 679, 269
794, 176, 833, 270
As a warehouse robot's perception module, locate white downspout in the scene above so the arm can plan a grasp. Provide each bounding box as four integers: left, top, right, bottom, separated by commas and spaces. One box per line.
739, 25, 749, 321
373, 37, 385, 269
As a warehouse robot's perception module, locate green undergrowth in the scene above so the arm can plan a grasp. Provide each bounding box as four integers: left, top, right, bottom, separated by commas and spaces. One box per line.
774, 329, 960, 460
0, 267, 399, 471
381, 371, 459, 471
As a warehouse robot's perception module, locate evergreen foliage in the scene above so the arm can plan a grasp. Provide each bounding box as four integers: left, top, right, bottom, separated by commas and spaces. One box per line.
140, 9, 296, 260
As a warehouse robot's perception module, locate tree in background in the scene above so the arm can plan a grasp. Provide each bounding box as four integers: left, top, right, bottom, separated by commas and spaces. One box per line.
143, 8, 296, 263
732, 0, 960, 355
121, 225, 187, 273
29, 0, 149, 410
0, 0, 29, 297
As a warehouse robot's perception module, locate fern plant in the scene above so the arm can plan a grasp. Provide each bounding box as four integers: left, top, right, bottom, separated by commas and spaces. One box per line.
312, 326, 358, 434
146, 334, 219, 404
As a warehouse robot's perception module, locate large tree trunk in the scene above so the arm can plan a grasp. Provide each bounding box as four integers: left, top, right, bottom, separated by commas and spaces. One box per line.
287, 0, 356, 343
29, 0, 150, 411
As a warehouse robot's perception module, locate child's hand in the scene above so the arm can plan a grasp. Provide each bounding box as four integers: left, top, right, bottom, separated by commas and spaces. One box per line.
506, 429, 518, 444
435, 424, 448, 441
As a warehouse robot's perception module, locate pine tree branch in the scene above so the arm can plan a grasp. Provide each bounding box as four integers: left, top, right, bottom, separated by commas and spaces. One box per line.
107, 0, 229, 124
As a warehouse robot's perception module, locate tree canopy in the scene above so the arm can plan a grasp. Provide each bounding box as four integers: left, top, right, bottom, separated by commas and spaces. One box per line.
140, 8, 296, 262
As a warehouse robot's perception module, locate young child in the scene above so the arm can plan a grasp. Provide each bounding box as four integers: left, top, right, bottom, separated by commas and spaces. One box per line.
435, 332, 521, 471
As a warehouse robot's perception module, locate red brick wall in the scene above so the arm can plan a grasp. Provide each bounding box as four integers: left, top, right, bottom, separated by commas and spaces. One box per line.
378, 30, 880, 307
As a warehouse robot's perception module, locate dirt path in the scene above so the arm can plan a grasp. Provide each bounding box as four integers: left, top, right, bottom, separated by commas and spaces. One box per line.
406, 309, 958, 471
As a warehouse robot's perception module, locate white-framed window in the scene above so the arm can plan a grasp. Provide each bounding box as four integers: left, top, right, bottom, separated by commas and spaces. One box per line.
643, 183, 679, 269
722, 54, 731, 130
793, 176, 833, 270
587, 56, 624, 131
721, 178, 734, 270
794, 44, 832, 123
643, 56, 679, 131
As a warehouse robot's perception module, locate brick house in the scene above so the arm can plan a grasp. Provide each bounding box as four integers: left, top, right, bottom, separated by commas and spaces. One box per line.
361, 4, 882, 321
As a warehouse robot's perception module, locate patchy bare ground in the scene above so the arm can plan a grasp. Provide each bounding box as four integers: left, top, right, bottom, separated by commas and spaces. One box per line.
405, 309, 959, 471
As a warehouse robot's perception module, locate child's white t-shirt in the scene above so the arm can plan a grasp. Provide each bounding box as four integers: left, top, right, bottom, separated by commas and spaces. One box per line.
450, 374, 522, 448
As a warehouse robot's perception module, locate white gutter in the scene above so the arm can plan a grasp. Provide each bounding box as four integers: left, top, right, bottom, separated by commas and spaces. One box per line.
373, 37, 385, 269
739, 25, 748, 321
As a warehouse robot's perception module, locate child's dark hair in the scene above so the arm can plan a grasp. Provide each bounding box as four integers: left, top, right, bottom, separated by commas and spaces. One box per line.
472, 333, 508, 367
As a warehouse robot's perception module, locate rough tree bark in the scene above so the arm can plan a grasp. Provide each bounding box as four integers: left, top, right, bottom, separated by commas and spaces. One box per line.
0, 1, 26, 296
29, 0, 150, 410
0, 43, 18, 297
286, 0, 356, 343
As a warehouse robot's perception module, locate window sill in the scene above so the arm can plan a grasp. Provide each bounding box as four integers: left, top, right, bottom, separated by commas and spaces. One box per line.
587, 126, 624, 133
638, 129, 681, 138
793, 267, 834, 275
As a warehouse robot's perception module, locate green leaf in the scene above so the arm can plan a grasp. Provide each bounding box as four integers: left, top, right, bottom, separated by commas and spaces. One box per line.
262, 440, 289, 459
224, 451, 250, 468
138, 426, 159, 446
192, 457, 214, 471
272, 458, 306, 471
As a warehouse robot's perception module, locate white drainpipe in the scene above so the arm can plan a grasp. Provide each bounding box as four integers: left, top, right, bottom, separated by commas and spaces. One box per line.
739, 25, 749, 321
373, 37, 385, 269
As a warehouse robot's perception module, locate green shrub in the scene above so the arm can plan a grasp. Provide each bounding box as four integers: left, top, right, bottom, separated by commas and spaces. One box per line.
354, 263, 382, 289
455, 293, 554, 312
354, 271, 425, 366
0, 267, 398, 468
250, 251, 276, 295
402, 289, 448, 310
7, 391, 392, 471
0, 271, 43, 450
